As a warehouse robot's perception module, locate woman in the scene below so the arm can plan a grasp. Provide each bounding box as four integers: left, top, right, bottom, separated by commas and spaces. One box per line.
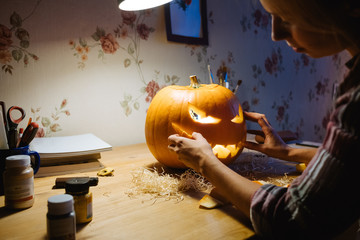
168, 0, 360, 238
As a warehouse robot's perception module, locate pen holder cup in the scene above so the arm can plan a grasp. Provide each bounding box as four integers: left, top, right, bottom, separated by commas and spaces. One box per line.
0, 145, 40, 195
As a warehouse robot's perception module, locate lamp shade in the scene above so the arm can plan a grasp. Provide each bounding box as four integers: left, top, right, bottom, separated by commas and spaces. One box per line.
118, 0, 173, 11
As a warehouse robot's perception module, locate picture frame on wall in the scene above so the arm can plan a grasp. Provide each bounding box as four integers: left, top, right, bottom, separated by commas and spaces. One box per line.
165, 0, 208, 45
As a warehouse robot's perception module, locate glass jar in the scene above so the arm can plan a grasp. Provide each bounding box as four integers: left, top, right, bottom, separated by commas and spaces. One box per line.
65, 178, 93, 224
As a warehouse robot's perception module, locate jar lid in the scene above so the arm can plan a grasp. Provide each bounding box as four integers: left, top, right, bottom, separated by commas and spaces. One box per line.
48, 194, 74, 215
65, 178, 90, 194
6, 155, 30, 168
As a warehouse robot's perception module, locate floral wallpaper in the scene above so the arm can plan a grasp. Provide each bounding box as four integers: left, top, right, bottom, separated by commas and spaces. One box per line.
69, 10, 182, 116
0, 2, 40, 74
0, 0, 350, 147
31, 99, 71, 137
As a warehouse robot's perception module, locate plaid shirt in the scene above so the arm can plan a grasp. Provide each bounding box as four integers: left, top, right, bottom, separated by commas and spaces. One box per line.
250, 55, 360, 239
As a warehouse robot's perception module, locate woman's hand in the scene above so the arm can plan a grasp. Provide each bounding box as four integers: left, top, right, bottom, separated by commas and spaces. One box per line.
169, 131, 261, 218
243, 111, 291, 160
168, 132, 218, 173
244, 111, 316, 163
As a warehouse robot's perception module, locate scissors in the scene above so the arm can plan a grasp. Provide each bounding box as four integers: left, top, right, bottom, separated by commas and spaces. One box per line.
7, 106, 26, 148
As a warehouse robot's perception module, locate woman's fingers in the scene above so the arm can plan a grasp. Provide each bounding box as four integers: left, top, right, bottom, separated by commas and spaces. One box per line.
244, 111, 263, 122
191, 132, 204, 140
168, 134, 183, 151
244, 111, 271, 125
168, 134, 196, 152
245, 112, 274, 142
258, 117, 274, 137
243, 141, 265, 152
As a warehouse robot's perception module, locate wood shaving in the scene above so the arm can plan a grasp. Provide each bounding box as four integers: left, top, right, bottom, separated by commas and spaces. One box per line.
126, 149, 299, 203
126, 167, 212, 203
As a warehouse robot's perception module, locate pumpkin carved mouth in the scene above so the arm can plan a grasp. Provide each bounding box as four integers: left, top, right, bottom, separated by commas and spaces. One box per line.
171, 123, 243, 160
212, 144, 242, 159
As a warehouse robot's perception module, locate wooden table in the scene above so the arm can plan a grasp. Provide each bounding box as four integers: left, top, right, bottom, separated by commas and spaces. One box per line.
0, 143, 298, 240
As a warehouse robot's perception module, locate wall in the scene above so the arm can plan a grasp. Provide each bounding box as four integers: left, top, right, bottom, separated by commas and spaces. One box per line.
0, 0, 350, 147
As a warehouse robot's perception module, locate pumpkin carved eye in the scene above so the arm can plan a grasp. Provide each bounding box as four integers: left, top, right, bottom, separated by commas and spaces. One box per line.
188, 103, 221, 124
231, 106, 244, 124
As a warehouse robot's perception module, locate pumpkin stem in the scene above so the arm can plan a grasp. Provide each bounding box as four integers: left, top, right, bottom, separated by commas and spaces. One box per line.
189, 75, 200, 88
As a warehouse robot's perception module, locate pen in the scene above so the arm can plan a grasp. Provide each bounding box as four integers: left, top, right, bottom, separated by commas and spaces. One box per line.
219, 76, 223, 86
224, 72, 229, 89
207, 65, 214, 84
18, 122, 38, 147
15, 128, 24, 147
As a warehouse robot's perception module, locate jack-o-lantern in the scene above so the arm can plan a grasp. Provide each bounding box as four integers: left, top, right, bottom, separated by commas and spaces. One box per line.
145, 75, 247, 168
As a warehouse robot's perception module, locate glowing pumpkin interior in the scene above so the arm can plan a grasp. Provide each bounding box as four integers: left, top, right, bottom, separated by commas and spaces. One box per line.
145, 76, 247, 168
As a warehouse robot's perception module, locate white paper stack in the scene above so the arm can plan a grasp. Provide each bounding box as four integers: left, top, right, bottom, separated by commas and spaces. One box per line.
30, 133, 112, 166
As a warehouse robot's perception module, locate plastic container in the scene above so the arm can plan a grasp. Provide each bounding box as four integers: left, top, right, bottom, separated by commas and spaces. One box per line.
3, 155, 34, 209
47, 194, 76, 240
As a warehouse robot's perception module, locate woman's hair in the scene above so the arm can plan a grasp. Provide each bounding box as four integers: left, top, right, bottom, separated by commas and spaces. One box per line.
272, 0, 360, 50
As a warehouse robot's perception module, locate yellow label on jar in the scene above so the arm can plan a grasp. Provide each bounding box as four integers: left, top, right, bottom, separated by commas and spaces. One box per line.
73, 192, 93, 224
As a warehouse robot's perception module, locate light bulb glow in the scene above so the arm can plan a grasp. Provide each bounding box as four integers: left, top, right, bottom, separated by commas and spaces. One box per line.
119, 0, 173, 11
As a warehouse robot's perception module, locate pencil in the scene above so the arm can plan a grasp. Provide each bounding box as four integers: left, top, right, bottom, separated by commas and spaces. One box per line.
27, 117, 32, 126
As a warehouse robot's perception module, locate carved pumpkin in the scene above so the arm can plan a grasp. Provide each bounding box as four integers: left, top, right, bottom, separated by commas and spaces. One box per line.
145, 75, 246, 168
